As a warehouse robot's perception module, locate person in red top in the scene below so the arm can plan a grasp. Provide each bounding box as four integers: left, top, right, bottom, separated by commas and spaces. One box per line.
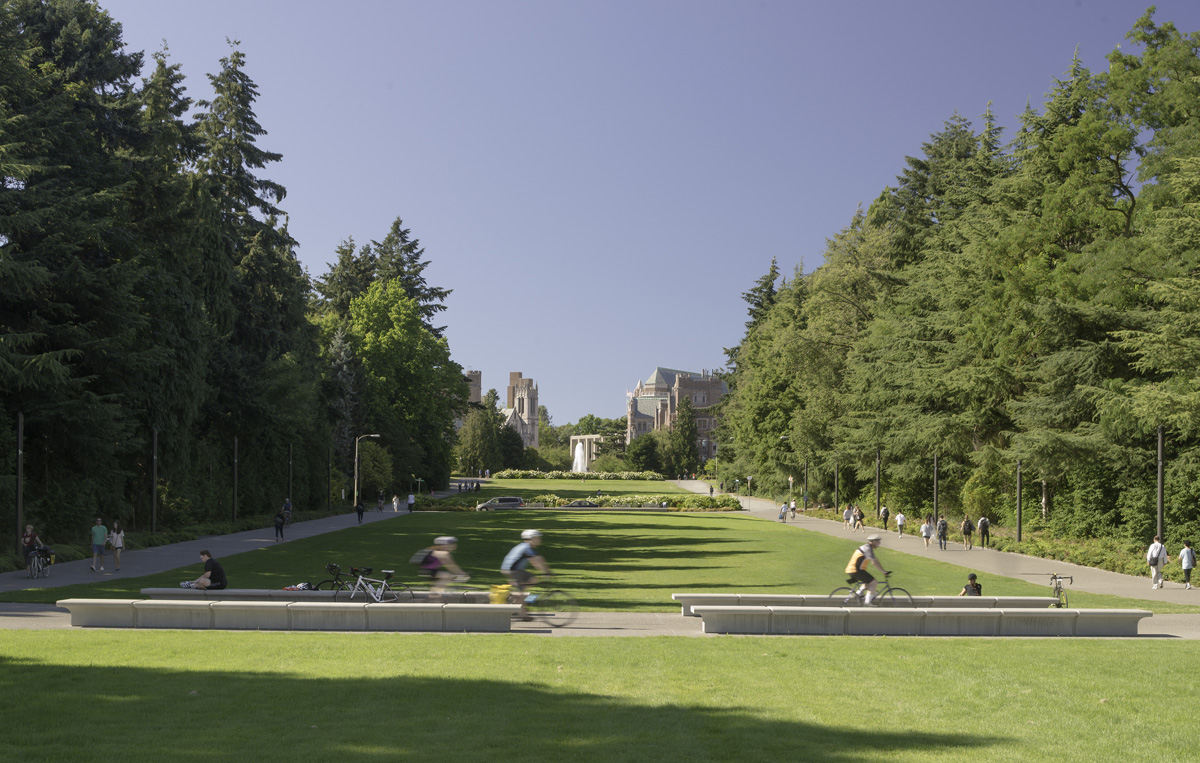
22, 524, 42, 568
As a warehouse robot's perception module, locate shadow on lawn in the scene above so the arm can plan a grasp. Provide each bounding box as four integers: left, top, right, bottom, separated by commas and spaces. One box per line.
1, 658, 1005, 761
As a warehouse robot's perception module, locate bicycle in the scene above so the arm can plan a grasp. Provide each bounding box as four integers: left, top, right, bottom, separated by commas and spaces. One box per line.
335, 567, 414, 603
26, 546, 52, 579
506, 583, 579, 627
830, 573, 914, 607
314, 562, 352, 591
283, 509, 293, 528
1048, 573, 1072, 608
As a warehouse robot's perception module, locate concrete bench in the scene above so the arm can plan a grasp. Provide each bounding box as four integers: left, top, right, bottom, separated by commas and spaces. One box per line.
59, 598, 521, 633
56, 599, 142, 628
672, 593, 1060, 616
691, 605, 1152, 637
142, 588, 338, 602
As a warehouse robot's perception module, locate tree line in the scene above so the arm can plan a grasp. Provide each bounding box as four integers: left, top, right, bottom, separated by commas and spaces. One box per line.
718, 10, 1200, 547
1, 0, 465, 546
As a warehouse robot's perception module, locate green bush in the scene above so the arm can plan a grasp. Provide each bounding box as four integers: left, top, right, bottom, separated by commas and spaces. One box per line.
492, 469, 665, 481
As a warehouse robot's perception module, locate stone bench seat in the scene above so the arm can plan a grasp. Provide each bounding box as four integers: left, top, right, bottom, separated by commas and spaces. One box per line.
60, 599, 520, 632
141, 587, 492, 604
691, 605, 1151, 637
672, 593, 1060, 616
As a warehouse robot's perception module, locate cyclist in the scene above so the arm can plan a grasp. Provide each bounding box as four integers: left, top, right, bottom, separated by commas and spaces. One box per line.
502, 529, 553, 619
423, 536, 469, 598
959, 572, 982, 596
844, 534, 891, 605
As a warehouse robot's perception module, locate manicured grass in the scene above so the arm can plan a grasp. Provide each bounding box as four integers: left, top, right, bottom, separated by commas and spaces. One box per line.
2, 631, 1196, 762
454, 477, 689, 502
7, 511, 1199, 612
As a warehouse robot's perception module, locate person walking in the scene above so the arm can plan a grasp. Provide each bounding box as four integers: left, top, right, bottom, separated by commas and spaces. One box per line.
843, 507, 853, 529
920, 517, 933, 549
355, 499, 365, 524
90, 517, 107, 571
895, 510, 906, 538
880, 505, 890, 532
961, 515, 974, 550
1147, 535, 1169, 589
852, 506, 865, 533
392, 493, 400, 512
936, 516, 949, 551
1180, 540, 1196, 590
273, 507, 286, 542
108, 521, 125, 572
778, 503, 788, 523
978, 515, 990, 548
407, 492, 416, 513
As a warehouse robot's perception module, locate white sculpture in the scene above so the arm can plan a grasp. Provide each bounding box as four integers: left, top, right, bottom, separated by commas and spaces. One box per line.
572, 441, 587, 472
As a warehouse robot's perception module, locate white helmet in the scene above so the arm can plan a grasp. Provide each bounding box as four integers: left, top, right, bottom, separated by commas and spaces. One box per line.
434, 536, 457, 546
521, 529, 542, 540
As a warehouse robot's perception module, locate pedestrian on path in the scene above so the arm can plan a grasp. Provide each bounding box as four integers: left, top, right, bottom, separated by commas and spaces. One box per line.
392, 494, 400, 512
90, 517, 107, 571
108, 521, 124, 571
895, 511, 906, 538
880, 505, 890, 531
407, 493, 416, 513
937, 517, 948, 551
778, 503, 788, 522
961, 516, 974, 550
1148, 536, 1169, 589
920, 517, 933, 549
843, 507, 852, 529
978, 516, 990, 548
790, 499, 797, 519
1180, 540, 1196, 590
355, 500, 365, 524
273, 508, 286, 542
852, 506, 865, 533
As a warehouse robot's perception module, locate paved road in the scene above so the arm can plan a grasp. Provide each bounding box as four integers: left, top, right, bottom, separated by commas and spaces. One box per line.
4, 481, 1199, 637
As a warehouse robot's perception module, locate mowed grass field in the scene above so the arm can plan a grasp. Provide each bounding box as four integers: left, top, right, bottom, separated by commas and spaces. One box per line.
3, 631, 1198, 762
6, 510, 1197, 613
459, 477, 690, 502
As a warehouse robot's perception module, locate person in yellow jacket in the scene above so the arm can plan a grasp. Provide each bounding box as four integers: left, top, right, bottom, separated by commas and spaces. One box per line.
844, 534, 891, 605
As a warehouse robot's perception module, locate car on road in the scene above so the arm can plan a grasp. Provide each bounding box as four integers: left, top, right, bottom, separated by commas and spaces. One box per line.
476, 496, 525, 511
564, 500, 599, 507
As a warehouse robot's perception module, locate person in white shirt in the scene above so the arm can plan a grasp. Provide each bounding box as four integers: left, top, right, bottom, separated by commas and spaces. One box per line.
895, 511, 906, 538
1147, 536, 1169, 589
1179, 540, 1196, 590
919, 517, 933, 549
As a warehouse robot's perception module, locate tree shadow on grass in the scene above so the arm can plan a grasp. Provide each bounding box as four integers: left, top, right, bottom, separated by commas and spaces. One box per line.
0, 657, 1006, 762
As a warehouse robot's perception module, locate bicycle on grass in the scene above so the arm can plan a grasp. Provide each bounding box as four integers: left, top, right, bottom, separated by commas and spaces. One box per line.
335, 567, 414, 603
830, 573, 914, 607
1048, 573, 1072, 608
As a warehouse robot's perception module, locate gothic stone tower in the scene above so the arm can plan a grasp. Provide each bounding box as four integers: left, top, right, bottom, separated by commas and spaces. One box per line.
505, 371, 539, 449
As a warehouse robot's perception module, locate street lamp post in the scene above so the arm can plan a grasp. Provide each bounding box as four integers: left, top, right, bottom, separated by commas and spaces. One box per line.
354, 434, 380, 509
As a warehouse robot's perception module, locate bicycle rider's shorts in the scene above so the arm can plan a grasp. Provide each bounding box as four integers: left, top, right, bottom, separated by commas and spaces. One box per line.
504, 569, 534, 588
848, 570, 875, 586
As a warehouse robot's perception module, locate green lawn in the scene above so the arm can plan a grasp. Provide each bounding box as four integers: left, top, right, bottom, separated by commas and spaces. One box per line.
450, 477, 689, 502
3, 631, 1196, 762
7, 511, 1198, 613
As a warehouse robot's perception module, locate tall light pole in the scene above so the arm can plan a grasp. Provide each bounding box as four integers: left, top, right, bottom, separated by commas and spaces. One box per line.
354, 434, 380, 509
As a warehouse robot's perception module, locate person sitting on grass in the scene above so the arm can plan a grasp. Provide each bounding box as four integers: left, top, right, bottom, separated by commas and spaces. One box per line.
959, 572, 982, 596
423, 536, 469, 599
180, 550, 227, 590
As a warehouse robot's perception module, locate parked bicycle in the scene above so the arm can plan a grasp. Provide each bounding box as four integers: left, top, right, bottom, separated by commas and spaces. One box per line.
1049, 573, 1072, 608
830, 573, 914, 607
314, 562, 352, 591
335, 567, 414, 603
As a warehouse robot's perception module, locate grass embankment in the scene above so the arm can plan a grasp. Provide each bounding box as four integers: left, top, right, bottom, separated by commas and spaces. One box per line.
3, 632, 1196, 762
6, 511, 1197, 613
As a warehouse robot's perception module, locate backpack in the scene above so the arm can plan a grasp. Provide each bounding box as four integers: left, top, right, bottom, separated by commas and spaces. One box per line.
937, 519, 947, 534
979, 517, 989, 530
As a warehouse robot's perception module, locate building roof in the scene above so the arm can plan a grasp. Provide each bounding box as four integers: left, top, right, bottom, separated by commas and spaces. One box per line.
629, 396, 665, 419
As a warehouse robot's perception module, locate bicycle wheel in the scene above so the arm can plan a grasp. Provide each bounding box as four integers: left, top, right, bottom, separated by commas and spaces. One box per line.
531, 590, 578, 627
27, 556, 42, 579
878, 587, 914, 607
39, 557, 50, 578
829, 587, 861, 606
334, 583, 357, 601
1057, 591, 1069, 609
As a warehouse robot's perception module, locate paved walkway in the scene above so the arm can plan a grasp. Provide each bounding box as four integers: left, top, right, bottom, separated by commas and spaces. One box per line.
4, 481, 1199, 638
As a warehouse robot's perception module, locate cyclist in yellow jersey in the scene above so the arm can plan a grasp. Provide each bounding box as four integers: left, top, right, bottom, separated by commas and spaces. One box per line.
844, 534, 891, 605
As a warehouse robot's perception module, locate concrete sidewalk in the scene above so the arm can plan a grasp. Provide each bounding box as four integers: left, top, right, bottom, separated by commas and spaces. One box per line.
676, 479, 1199, 606
0, 504, 415, 594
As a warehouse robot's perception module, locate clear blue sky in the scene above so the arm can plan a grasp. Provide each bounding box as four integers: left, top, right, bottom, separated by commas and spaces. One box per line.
99, 0, 1200, 426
